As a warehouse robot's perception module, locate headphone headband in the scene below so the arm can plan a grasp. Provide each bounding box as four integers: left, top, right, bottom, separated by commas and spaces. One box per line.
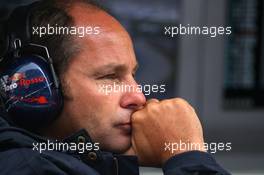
0, 20, 8, 60
0, 1, 40, 58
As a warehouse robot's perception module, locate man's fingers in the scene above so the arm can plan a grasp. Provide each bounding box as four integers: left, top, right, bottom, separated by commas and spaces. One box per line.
133, 99, 159, 112
132, 98, 159, 119
146, 98, 159, 105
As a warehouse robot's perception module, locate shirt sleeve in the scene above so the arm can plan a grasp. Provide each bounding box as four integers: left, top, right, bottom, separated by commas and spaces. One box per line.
162, 151, 231, 175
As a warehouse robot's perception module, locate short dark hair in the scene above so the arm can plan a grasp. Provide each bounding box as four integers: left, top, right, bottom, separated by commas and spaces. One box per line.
30, 0, 103, 76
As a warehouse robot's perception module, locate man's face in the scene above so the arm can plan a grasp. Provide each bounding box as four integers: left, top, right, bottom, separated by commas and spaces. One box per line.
58, 4, 146, 153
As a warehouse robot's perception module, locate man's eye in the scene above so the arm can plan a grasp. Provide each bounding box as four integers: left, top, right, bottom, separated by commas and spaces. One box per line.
100, 73, 118, 80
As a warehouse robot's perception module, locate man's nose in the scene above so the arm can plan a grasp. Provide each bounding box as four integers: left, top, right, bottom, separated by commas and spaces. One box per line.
120, 81, 146, 110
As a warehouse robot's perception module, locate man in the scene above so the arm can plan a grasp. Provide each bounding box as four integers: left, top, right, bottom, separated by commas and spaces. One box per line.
0, 0, 230, 174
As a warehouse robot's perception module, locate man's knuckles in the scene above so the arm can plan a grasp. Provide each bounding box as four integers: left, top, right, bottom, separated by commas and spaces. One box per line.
146, 99, 159, 105
171, 98, 196, 114
172, 98, 189, 106
158, 98, 193, 113
145, 102, 161, 115
132, 98, 196, 124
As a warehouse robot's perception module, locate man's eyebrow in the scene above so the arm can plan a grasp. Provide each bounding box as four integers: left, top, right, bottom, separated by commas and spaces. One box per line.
93, 62, 139, 76
92, 63, 127, 75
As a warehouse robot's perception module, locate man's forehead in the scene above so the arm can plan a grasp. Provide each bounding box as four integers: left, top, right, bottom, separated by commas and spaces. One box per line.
66, 2, 137, 73
68, 2, 132, 51
68, 2, 126, 33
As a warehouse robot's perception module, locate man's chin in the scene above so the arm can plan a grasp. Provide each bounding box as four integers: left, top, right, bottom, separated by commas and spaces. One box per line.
102, 136, 131, 154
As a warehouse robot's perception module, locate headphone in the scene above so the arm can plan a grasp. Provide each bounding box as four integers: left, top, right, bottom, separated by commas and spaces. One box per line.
0, 1, 63, 130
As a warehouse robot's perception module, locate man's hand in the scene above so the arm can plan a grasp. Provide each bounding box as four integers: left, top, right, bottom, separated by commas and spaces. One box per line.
130, 98, 206, 167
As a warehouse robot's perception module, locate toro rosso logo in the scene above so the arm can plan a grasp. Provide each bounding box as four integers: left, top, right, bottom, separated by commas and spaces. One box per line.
0, 73, 45, 92
19, 77, 45, 87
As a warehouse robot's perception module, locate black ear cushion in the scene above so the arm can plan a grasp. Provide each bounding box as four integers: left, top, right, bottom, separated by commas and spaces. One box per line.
0, 54, 63, 130
0, 20, 9, 58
